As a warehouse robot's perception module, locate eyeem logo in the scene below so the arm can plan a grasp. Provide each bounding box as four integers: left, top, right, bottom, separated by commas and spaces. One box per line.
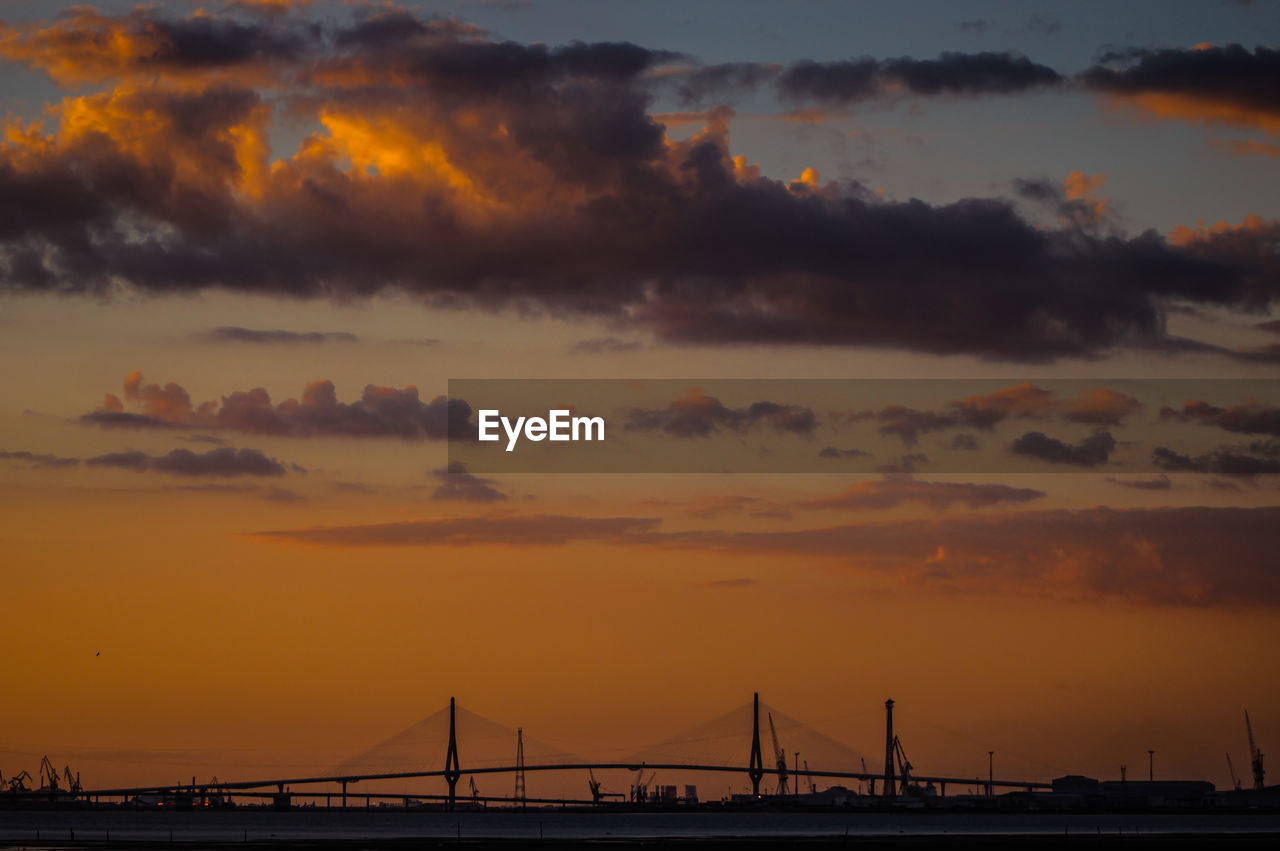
478, 409, 606, 452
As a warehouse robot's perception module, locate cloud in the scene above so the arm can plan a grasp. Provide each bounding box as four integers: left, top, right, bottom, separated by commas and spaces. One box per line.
1010, 430, 1117, 467
254, 514, 660, 546
1, 7, 1277, 362
86, 446, 288, 477
264, 487, 307, 503
663, 62, 781, 105
569, 337, 643, 354
1024, 15, 1062, 37
624, 389, 817, 438
0, 7, 312, 85
203, 326, 359, 343
777, 52, 1062, 103
1106, 474, 1173, 490
859, 382, 1141, 445
1016, 172, 1112, 230
1152, 446, 1280, 475
0, 449, 80, 468
1081, 44, 1280, 143
1159, 398, 1280, 435
818, 446, 870, 459
430, 461, 507, 502
797, 476, 1045, 512
645, 506, 1280, 606
81, 373, 471, 440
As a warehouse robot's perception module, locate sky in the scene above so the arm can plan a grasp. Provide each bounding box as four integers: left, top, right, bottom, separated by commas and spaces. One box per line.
1, 0, 1279, 801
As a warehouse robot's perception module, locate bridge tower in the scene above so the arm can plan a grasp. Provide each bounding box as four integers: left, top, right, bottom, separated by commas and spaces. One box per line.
883, 699, 897, 798
444, 697, 461, 810
514, 728, 527, 808
748, 692, 765, 796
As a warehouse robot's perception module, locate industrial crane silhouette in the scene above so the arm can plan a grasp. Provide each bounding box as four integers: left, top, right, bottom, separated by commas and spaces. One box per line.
38, 757, 60, 794
5, 770, 32, 793
767, 713, 789, 796
630, 768, 656, 803
1247, 710, 1266, 791
587, 767, 624, 804
1227, 752, 1242, 791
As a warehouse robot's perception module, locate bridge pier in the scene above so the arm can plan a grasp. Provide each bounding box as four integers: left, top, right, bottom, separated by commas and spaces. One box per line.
748, 692, 764, 796
444, 697, 461, 810
883, 699, 896, 798
341, 779, 347, 808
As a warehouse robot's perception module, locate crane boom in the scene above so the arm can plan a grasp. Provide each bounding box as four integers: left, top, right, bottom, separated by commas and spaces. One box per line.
1246, 710, 1266, 791
1227, 752, 1242, 791
767, 713, 789, 795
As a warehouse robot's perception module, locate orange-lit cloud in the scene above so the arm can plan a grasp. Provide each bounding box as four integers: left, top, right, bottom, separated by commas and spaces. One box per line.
2, 6, 1277, 362
1082, 45, 1280, 155
0, 8, 304, 87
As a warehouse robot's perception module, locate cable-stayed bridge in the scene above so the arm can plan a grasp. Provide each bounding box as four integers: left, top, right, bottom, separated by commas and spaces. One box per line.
4, 695, 1050, 809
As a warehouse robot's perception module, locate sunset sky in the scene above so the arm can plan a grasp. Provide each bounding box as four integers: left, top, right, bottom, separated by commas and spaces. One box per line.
2, 0, 1279, 801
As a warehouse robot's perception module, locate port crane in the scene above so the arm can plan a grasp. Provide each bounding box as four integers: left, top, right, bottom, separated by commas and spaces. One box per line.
469, 776, 480, 803
890, 735, 935, 797
587, 768, 623, 804
62, 766, 81, 795
1247, 710, 1266, 791
630, 768, 656, 803
1227, 752, 1242, 791
38, 756, 60, 793
5, 770, 32, 793
861, 758, 874, 796
802, 760, 817, 794
767, 713, 789, 796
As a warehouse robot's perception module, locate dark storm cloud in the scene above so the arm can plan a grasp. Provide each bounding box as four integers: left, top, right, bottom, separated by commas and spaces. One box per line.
203, 326, 359, 344
86, 447, 288, 477
777, 52, 1062, 103
1080, 44, 1280, 117
430, 461, 507, 502
254, 514, 661, 546
1159, 400, 1280, 436
624, 391, 817, 438
2, 7, 1278, 362
1010, 430, 1117, 467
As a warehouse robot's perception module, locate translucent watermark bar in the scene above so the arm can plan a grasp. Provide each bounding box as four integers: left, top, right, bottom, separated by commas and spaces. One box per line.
447, 378, 1280, 474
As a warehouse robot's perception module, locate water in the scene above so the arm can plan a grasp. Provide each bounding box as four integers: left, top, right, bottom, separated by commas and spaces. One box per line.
2, 809, 1279, 844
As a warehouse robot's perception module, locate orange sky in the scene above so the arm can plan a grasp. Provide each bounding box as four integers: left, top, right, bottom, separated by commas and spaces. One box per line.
2, 0, 1279, 803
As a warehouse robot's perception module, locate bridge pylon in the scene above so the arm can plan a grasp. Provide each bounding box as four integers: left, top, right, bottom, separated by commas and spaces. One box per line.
748, 692, 764, 796
444, 697, 461, 810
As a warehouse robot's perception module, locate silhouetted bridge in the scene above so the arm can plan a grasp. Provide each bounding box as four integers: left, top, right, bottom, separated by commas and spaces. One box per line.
9, 695, 1052, 808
